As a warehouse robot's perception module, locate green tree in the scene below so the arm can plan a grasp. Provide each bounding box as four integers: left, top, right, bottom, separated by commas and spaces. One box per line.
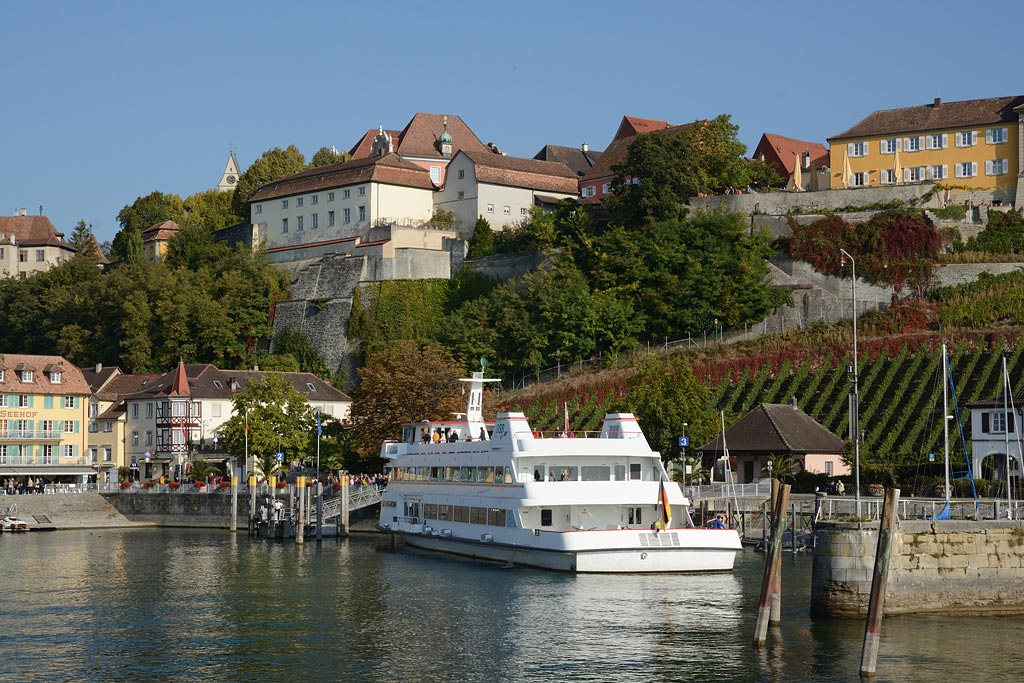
746, 158, 785, 190
620, 354, 716, 459
183, 188, 244, 231
607, 115, 749, 225
347, 341, 464, 460
112, 191, 186, 261
309, 146, 348, 168
164, 222, 229, 271
761, 453, 799, 482
232, 145, 307, 218
268, 328, 329, 377
219, 375, 316, 479
69, 220, 93, 252
467, 216, 495, 258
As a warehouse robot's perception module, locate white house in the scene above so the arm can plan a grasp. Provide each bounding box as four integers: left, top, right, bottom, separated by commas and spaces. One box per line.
966, 391, 1024, 484
433, 150, 579, 236
249, 149, 437, 264
121, 361, 351, 481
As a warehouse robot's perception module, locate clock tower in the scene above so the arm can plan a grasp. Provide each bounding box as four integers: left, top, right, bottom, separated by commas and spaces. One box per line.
217, 149, 240, 192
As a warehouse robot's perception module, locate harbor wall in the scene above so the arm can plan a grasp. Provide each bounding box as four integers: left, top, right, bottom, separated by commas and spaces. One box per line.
812, 520, 1024, 617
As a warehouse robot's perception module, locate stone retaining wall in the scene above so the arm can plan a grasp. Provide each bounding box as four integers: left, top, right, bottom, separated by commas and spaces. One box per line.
812, 520, 1024, 617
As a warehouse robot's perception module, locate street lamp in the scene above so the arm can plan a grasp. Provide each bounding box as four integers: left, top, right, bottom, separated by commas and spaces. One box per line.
839, 248, 861, 520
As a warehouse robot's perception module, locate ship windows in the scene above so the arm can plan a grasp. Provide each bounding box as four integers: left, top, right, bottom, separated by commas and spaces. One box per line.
454, 506, 470, 523
423, 503, 437, 519
470, 507, 487, 524
614, 465, 626, 481
541, 509, 553, 527
430, 467, 442, 481
629, 463, 642, 480
581, 466, 611, 481
477, 466, 494, 483
445, 466, 458, 482
459, 466, 475, 482
628, 507, 643, 525
489, 508, 506, 526
437, 505, 452, 521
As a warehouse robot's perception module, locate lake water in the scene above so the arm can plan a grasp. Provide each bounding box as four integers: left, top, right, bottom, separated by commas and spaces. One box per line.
1, 529, 1023, 682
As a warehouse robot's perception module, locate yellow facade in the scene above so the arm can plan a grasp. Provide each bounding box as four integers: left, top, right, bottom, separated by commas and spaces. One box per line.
829, 125, 1018, 196
0, 356, 91, 482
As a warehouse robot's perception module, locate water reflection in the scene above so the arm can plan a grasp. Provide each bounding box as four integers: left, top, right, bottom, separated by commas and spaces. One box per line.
2, 530, 1024, 682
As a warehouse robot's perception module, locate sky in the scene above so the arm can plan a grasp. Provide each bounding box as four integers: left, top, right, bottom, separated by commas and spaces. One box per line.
2, 0, 1021, 245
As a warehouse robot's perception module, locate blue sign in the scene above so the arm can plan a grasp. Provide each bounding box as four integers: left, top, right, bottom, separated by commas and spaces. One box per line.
678, 436, 690, 448
275, 452, 284, 462
928, 453, 935, 462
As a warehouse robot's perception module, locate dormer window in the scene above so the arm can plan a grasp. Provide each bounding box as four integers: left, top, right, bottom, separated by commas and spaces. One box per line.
307, 383, 317, 392
50, 371, 62, 384
0, 370, 5, 382
20, 370, 32, 383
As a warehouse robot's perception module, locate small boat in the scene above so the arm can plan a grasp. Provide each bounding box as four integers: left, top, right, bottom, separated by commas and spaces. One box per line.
1, 516, 30, 532
377, 370, 742, 573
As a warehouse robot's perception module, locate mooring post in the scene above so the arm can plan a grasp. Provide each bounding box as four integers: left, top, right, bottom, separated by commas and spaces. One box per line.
296, 476, 306, 545
316, 480, 323, 542
860, 487, 900, 677
341, 475, 350, 536
230, 475, 238, 533
753, 483, 791, 647
790, 502, 797, 559
248, 475, 258, 536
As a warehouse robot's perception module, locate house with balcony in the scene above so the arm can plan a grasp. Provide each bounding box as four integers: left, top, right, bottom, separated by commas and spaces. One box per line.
827, 95, 1024, 206
81, 364, 161, 484
0, 354, 91, 484
122, 360, 351, 481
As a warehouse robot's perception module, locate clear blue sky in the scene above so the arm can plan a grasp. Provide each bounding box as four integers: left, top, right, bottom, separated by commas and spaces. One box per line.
2, 0, 1019, 245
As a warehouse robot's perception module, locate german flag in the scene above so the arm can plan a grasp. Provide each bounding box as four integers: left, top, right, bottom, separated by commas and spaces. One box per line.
658, 479, 672, 529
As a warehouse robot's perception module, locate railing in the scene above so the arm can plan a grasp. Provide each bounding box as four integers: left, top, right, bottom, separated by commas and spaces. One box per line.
685, 480, 773, 500
0, 430, 63, 440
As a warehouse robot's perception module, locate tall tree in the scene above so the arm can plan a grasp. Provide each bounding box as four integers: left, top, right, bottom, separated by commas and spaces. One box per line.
183, 188, 244, 231
112, 191, 186, 261
309, 146, 349, 168
69, 220, 93, 252
347, 342, 464, 460
232, 145, 307, 218
607, 115, 749, 226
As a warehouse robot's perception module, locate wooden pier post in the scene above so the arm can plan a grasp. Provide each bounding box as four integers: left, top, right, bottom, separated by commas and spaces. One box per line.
230, 475, 238, 532
316, 480, 323, 542
341, 475, 350, 536
296, 476, 306, 545
754, 483, 790, 647
248, 475, 258, 536
860, 487, 900, 677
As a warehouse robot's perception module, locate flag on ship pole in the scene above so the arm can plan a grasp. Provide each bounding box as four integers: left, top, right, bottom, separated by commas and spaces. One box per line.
658, 478, 672, 529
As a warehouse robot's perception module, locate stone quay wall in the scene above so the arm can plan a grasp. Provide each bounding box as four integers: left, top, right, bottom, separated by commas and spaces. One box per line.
812, 520, 1024, 617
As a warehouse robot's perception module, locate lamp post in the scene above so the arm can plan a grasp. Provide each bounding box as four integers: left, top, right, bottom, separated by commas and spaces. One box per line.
839, 248, 861, 520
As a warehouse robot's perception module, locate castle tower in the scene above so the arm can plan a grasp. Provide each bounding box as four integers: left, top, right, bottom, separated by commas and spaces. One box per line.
217, 149, 241, 192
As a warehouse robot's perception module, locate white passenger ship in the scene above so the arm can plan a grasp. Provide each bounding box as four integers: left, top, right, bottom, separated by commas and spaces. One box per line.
378, 372, 742, 573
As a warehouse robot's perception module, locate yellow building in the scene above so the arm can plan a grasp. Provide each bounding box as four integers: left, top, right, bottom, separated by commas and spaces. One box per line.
0, 354, 91, 487
142, 220, 181, 263
828, 95, 1024, 205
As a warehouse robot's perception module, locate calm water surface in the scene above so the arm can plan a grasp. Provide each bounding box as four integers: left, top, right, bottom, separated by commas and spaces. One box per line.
1, 528, 1022, 682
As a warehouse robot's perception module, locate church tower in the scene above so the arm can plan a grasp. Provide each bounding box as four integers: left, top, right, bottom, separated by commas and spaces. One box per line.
217, 149, 241, 192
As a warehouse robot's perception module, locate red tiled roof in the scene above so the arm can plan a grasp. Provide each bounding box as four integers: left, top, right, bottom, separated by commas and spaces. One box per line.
0, 215, 72, 249
124, 363, 350, 402
830, 95, 1024, 141
582, 119, 693, 183
752, 133, 829, 176
615, 115, 675, 140
0, 354, 90, 395
461, 150, 579, 194
249, 153, 434, 202
349, 113, 491, 161
142, 220, 180, 241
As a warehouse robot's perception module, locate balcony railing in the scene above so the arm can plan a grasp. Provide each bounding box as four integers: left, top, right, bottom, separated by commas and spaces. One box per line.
1, 430, 63, 441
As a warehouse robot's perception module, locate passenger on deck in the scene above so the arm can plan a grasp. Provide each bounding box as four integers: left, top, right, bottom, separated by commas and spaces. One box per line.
710, 515, 726, 529
479, 427, 487, 441
560, 469, 570, 481
432, 429, 441, 443
448, 431, 459, 443
534, 469, 542, 482
420, 428, 430, 444
548, 470, 557, 482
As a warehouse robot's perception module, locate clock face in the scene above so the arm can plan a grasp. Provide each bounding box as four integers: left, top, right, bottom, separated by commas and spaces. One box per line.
227, 175, 237, 184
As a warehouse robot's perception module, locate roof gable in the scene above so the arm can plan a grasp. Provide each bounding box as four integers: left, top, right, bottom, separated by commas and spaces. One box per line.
696, 403, 845, 455
460, 150, 579, 194
753, 133, 829, 175
533, 145, 603, 177
0, 215, 72, 249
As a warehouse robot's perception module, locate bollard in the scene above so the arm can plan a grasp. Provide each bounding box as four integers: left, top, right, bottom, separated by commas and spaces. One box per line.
296, 476, 306, 545
860, 487, 900, 677
248, 475, 258, 535
230, 475, 238, 533
316, 481, 323, 542
754, 483, 790, 646
341, 475, 350, 536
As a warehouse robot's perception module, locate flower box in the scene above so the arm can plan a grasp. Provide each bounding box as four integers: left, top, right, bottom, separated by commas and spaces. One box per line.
332, 483, 342, 491
143, 481, 154, 489
168, 482, 181, 490
120, 481, 132, 489
194, 481, 206, 490
276, 482, 287, 489
219, 481, 231, 489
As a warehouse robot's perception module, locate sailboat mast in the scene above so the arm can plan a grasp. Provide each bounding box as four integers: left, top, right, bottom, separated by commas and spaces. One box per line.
943, 343, 950, 504
1004, 356, 1012, 516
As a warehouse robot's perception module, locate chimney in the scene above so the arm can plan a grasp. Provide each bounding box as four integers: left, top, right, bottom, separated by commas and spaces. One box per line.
802, 151, 811, 169
791, 395, 798, 410
20, 208, 27, 216
95, 363, 103, 373
581, 142, 589, 152
933, 97, 941, 107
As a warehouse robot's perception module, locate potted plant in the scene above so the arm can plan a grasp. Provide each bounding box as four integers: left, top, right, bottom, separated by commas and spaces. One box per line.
143, 480, 154, 489
332, 481, 342, 491
194, 480, 206, 490
168, 481, 181, 490
119, 481, 132, 489
219, 480, 231, 489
